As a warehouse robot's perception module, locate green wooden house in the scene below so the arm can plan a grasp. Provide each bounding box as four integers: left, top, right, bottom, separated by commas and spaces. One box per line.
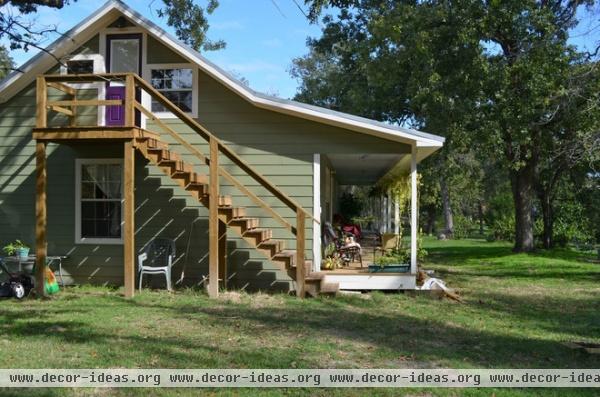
0, 0, 444, 297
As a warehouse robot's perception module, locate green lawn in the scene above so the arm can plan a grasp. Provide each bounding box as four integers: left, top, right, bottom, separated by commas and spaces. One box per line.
1, 238, 599, 396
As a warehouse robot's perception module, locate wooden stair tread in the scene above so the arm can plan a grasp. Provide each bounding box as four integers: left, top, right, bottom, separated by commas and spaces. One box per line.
229, 217, 259, 229
244, 228, 272, 236
273, 249, 295, 257
305, 272, 324, 281
319, 282, 339, 294
218, 206, 245, 219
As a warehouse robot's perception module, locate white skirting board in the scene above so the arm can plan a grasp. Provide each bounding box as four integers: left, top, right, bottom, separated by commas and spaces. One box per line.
323, 274, 416, 290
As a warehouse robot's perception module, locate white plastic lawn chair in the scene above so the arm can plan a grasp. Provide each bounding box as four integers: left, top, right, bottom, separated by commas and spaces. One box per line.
138, 238, 176, 291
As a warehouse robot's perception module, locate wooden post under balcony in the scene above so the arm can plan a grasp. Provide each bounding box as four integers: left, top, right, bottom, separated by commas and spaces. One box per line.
69, 89, 77, 127
36, 76, 47, 128
208, 136, 219, 298
295, 210, 306, 298
35, 141, 47, 298
123, 140, 135, 298
218, 221, 227, 289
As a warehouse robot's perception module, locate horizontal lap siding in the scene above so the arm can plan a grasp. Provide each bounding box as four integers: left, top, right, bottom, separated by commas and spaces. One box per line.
0, 36, 410, 291
0, 80, 128, 286
144, 70, 410, 290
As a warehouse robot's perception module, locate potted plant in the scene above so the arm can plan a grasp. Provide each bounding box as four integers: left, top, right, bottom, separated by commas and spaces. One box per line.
3, 240, 30, 260
321, 242, 343, 270
369, 252, 410, 273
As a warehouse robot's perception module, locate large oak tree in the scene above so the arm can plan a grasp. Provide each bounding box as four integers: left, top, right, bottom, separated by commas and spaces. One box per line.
296, 0, 600, 251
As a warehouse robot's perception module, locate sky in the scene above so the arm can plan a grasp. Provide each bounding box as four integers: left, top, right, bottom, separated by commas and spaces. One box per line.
3, 0, 323, 99
2, 0, 600, 100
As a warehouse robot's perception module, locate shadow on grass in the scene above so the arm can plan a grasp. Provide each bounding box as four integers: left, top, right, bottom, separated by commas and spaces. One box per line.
426, 244, 514, 263
104, 296, 600, 369
426, 240, 597, 266
469, 292, 600, 340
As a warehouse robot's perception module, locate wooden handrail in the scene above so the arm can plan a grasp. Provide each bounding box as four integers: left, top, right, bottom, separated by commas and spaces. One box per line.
132, 74, 315, 223
47, 99, 123, 107
43, 73, 130, 83
134, 102, 296, 234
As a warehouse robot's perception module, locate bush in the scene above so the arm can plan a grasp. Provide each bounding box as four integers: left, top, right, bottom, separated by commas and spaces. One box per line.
452, 215, 472, 239
339, 192, 364, 222
490, 215, 515, 242
534, 201, 596, 247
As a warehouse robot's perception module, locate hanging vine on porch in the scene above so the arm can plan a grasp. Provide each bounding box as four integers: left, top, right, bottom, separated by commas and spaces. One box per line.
375, 168, 427, 262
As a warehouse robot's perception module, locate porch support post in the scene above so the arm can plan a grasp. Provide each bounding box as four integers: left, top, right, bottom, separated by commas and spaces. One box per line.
218, 220, 227, 289
410, 144, 418, 274
394, 199, 400, 235
312, 154, 321, 272
387, 189, 393, 233
35, 141, 47, 298
124, 140, 135, 298
208, 136, 219, 298
380, 195, 386, 233
295, 210, 306, 298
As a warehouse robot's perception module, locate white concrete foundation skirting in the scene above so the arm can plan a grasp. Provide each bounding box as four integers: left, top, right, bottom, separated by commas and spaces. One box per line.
322, 274, 416, 290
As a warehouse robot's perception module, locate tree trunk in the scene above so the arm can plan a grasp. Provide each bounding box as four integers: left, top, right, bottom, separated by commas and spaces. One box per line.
478, 200, 484, 236
538, 190, 554, 249
426, 205, 436, 235
440, 176, 454, 236
510, 163, 536, 252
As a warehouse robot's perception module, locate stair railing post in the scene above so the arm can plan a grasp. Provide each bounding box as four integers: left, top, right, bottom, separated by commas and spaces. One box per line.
295, 210, 306, 298
124, 74, 135, 127
208, 136, 219, 298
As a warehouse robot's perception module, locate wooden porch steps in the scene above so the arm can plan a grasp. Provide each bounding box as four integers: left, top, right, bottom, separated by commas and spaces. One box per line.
304, 271, 340, 297
134, 135, 323, 295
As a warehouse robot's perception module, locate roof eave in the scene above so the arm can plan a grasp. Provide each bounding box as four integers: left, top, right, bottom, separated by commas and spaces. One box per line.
0, 0, 446, 153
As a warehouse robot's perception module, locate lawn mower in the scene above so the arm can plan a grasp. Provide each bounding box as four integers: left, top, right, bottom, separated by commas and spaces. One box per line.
0, 258, 34, 299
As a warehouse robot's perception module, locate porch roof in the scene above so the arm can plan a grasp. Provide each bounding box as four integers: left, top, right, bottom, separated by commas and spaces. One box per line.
327, 153, 407, 185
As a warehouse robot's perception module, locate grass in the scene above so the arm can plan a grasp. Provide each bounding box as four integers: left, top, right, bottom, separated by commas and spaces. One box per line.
1, 237, 599, 396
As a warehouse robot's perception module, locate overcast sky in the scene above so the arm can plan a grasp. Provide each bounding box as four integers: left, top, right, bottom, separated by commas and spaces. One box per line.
2, 0, 599, 100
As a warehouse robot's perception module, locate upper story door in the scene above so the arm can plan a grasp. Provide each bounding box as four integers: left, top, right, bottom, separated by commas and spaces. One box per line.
105, 34, 142, 126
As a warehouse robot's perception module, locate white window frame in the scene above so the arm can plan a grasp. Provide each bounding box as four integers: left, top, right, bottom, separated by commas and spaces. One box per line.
60, 54, 105, 84
142, 63, 198, 119
75, 158, 124, 245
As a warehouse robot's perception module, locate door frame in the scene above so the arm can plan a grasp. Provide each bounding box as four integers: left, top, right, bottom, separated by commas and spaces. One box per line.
104, 33, 143, 126
105, 33, 143, 75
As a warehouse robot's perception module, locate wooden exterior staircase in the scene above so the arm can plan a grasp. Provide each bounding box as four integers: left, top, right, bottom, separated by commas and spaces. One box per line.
32, 73, 338, 298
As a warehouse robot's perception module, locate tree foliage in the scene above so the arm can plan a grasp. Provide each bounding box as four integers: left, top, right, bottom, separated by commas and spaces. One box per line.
0, 46, 13, 79
296, 0, 600, 249
157, 0, 225, 51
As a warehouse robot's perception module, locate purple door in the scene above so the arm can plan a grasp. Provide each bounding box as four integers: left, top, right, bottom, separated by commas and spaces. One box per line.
105, 86, 125, 126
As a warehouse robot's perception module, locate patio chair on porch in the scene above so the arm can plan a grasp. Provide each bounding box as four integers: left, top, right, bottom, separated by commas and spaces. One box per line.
138, 238, 176, 291
374, 233, 400, 258
323, 223, 363, 267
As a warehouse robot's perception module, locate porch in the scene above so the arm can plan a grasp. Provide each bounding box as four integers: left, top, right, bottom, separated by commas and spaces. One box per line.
311, 151, 420, 291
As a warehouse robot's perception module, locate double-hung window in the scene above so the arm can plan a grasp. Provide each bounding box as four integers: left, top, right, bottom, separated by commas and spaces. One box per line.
75, 159, 123, 244
147, 66, 196, 116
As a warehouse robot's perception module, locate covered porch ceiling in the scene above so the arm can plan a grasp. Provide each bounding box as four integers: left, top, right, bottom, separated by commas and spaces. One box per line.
327, 153, 407, 185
